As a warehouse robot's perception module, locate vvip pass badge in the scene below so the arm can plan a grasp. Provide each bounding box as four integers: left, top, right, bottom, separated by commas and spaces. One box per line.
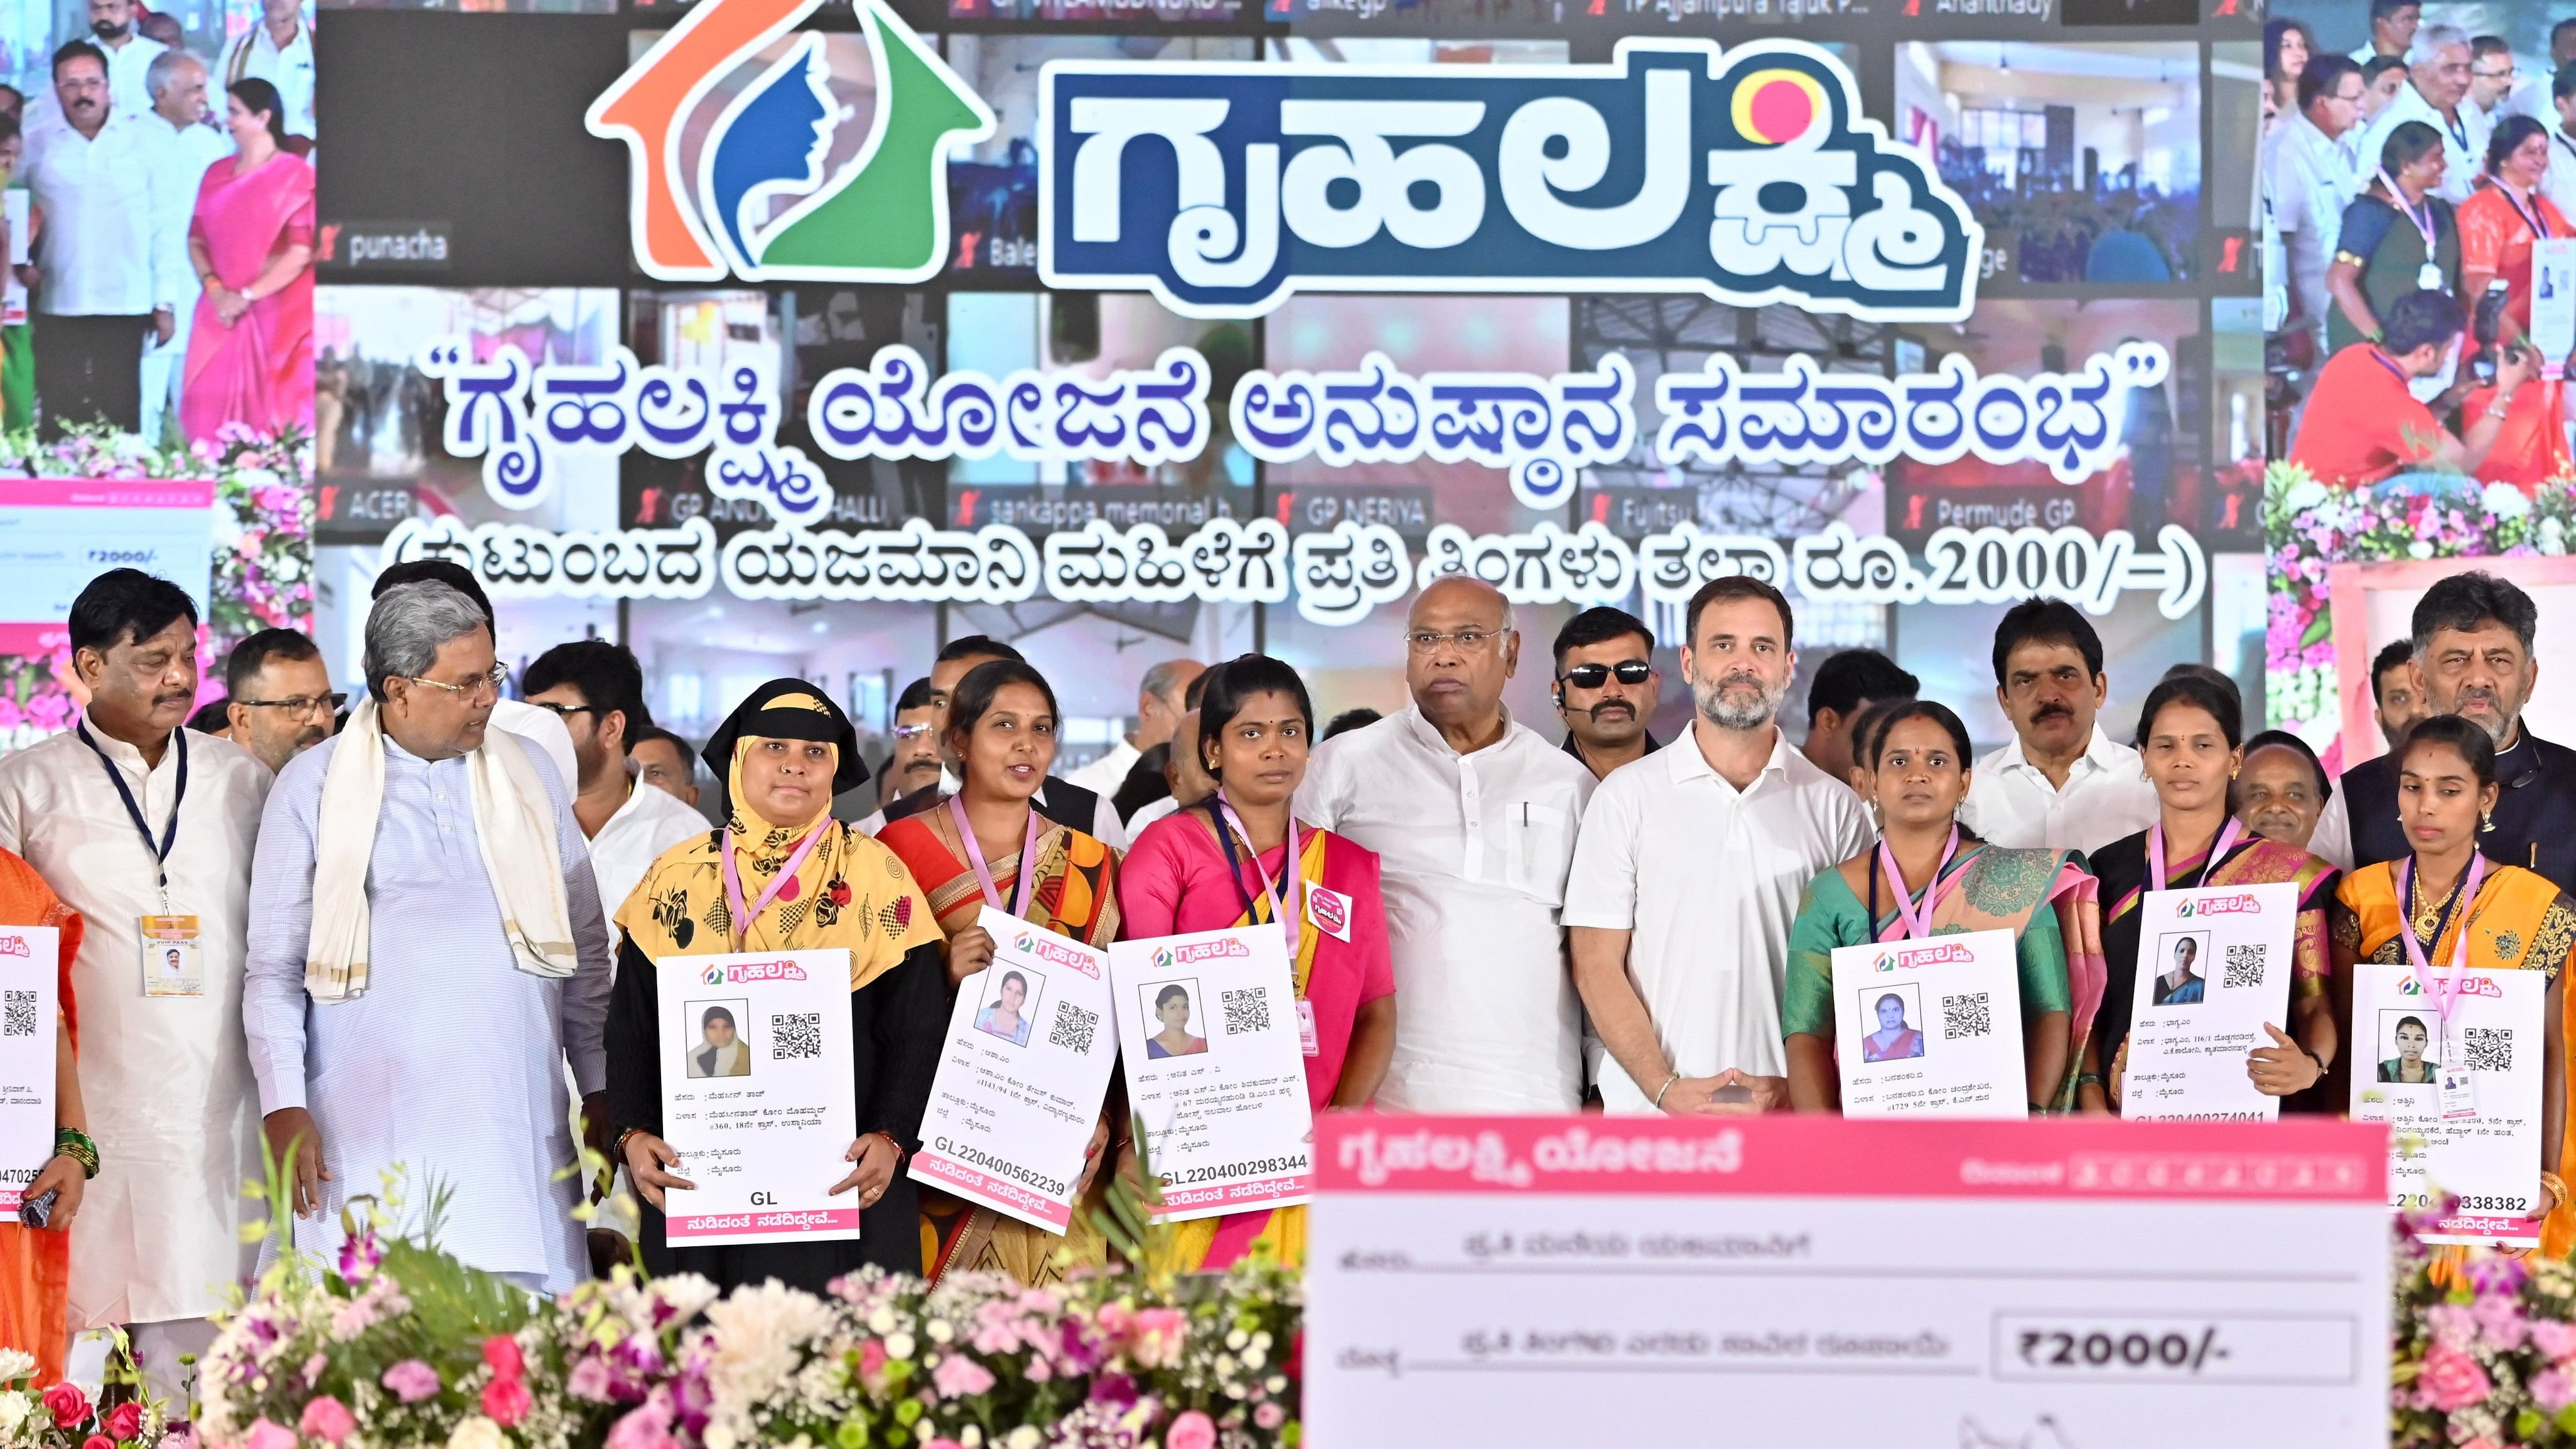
1298, 997, 1320, 1057
1306, 884, 1352, 942
139, 914, 203, 998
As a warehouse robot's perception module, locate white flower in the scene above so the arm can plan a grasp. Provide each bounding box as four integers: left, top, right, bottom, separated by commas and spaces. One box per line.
883, 1332, 915, 1361
866, 1308, 897, 1335
704, 1427, 737, 1449
2543, 517, 2569, 556
0, 1352, 31, 1386
925, 1320, 953, 1345
0, 1389, 31, 1437
2483, 482, 2533, 519
652, 1274, 723, 1323
701, 1282, 836, 1438
960, 1429, 981, 1448
2283, 476, 2329, 512
1006, 1429, 1040, 1449
447, 1415, 506, 1449
2408, 540, 2435, 559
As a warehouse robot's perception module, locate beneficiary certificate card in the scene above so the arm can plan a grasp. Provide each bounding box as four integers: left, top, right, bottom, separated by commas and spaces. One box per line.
910, 908, 1119, 1234
1307, 1116, 2390, 1449
1107, 927, 1314, 1223
1830, 929, 2026, 1118
0, 926, 58, 1215
2122, 882, 2299, 1123
655, 949, 859, 1247
2351, 961, 2546, 1247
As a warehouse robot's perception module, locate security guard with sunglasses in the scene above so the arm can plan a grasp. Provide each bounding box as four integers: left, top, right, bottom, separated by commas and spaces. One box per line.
1551, 606, 1662, 780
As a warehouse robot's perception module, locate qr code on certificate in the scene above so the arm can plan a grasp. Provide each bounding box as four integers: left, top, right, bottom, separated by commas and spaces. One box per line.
1, 989, 31, 1038
1221, 987, 1269, 1036
2463, 1027, 2514, 1073
2223, 943, 2266, 990
1048, 1000, 1098, 1055
1941, 992, 1992, 1040
769, 1012, 822, 1060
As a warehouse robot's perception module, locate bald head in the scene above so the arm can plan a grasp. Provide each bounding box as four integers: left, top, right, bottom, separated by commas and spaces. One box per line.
1134, 657, 1205, 751
1405, 576, 1519, 746
1166, 709, 1214, 804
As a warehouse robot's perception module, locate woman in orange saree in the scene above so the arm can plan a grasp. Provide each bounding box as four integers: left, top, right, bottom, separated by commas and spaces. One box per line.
0, 848, 85, 1384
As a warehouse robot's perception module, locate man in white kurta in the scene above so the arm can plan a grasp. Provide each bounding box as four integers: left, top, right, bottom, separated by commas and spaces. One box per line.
1566, 579, 1871, 1115
0, 570, 268, 1403
243, 583, 612, 1293
1295, 578, 1595, 1111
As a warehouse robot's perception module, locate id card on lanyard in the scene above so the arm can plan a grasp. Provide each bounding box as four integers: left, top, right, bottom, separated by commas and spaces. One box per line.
2401, 853, 2489, 1119
77, 724, 202, 997
1211, 798, 1322, 1057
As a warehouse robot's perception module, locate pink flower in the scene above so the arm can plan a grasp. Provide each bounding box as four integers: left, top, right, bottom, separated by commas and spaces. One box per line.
43, 1381, 90, 1428
1165, 1409, 1215, 1449
299, 1397, 356, 1445
482, 1376, 533, 1427
857, 1340, 888, 1389
104, 1403, 143, 1441
2536, 1368, 2576, 1413
84, 1435, 112, 1449
2533, 1320, 2576, 1362
242, 1419, 296, 1449
382, 1360, 441, 1403
483, 1335, 526, 1382
566, 1356, 613, 1403
1254, 1403, 1285, 1431
926, 1441, 964, 1449
1130, 1308, 1187, 1369
2419, 1342, 2494, 1412
2472, 1290, 2531, 1351
2425, 1302, 2479, 1350
605, 1390, 677, 1449
931, 1354, 996, 1400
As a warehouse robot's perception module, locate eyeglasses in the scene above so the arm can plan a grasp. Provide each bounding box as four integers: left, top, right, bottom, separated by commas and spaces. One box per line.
892, 723, 933, 740
403, 662, 510, 699
527, 700, 600, 719
235, 692, 346, 717
2474, 65, 2517, 80
1558, 660, 1653, 689
1405, 628, 1506, 655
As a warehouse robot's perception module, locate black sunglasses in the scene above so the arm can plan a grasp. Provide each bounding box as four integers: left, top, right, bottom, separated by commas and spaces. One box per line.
1558, 660, 1653, 689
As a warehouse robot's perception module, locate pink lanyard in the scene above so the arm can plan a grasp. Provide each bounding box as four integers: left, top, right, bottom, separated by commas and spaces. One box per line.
2379, 171, 2439, 251
721, 824, 825, 949
2400, 853, 2489, 1034
949, 792, 1041, 919
1215, 789, 1301, 958
2148, 817, 2243, 893
1874, 827, 1959, 942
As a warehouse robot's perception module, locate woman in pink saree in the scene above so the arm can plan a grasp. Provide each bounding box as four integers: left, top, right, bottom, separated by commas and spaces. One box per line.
180, 78, 313, 444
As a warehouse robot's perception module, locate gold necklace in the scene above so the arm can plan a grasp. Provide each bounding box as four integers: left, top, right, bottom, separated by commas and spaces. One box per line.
2412, 861, 2459, 941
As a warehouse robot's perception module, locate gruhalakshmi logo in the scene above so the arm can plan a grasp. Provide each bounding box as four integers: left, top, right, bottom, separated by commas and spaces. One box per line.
587, 0, 994, 284
1039, 38, 1980, 320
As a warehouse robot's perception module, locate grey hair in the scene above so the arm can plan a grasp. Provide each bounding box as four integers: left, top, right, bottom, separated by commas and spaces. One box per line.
1140, 659, 1199, 708
144, 48, 201, 101
2412, 23, 2469, 65
364, 581, 490, 703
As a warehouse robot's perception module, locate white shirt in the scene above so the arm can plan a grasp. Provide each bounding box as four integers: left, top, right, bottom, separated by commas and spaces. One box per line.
1063, 737, 1141, 799
492, 698, 579, 799
0, 718, 270, 1327
1124, 794, 1181, 836
2306, 788, 2356, 872
100, 33, 167, 121
2354, 82, 2489, 205
2268, 112, 2362, 342
586, 768, 711, 925
1563, 731, 1872, 1113
1958, 724, 2159, 858
1295, 704, 1596, 1112
220, 19, 315, 138
26, 112, 178, 316
140, 114, 230, 322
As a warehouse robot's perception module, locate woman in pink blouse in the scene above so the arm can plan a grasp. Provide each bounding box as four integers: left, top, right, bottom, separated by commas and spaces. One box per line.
1116, 652, 1396, 1270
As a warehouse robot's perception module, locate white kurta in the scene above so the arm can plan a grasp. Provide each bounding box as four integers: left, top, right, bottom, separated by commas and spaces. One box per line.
1296, 705, 1597, 1111
242, 730, 613, 1293
0, 717, 269, 1327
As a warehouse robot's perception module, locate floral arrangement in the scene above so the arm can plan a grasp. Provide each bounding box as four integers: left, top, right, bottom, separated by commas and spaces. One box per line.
183, 1141, 1301, 1449
2261, 461, 2576, 738
0, 1340, 166, 1449
2391, 1199, 2576, 1448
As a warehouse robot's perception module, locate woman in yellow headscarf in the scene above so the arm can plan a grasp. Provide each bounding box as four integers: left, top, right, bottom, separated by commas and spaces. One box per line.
603, 679, 948, 1292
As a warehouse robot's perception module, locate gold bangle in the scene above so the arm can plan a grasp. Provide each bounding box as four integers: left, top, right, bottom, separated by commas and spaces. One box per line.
2545, 1172, 2567, 1211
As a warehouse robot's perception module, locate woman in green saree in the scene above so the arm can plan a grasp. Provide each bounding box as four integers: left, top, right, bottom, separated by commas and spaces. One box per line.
1784, 701, 2108, 1114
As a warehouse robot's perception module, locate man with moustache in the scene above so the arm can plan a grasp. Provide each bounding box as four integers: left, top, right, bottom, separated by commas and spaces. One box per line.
82, 0, 166, 119
224, 628, 339, 774
2354, 24, 2487, 204
1566, 576, 1871, 1116
24, 40, 172, 435
627, 727, 700, 810
2339, 570, 2576, 888
1958, 599, 2158, 855
1551, 606, 1661, 779
878, 677, 943, 807
0, 570, 269, 1407
860, 635, 1121, 845
2373, 638, 2430, 747
1298, 576, 1595, 1111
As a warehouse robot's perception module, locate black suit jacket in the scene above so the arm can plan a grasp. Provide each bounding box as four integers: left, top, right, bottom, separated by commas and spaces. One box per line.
2342, 726, 2576, 891
880, 775, 1104, 836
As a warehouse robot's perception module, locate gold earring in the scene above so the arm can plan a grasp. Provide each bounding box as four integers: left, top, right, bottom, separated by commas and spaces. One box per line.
2482, 810, 2497, 834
